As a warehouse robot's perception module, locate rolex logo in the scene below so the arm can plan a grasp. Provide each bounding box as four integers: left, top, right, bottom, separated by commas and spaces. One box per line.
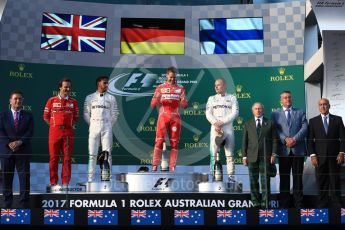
236, 116, 243, 125
278, 67, 285, 76
236, 84, 242, 93
149, 117, 155, 125
192, 102, 199, 110
236, 149, 242, 157
18, 64, 25, 71
193, 134, 199, 142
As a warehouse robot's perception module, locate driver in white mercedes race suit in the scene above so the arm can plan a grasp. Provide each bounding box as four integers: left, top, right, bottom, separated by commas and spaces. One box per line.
206, 78, 239, 182
84, 76, 119, 182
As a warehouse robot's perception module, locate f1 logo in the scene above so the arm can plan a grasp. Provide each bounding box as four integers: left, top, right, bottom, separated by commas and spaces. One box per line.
153, 178, 173, 189
123, 73, 156, 87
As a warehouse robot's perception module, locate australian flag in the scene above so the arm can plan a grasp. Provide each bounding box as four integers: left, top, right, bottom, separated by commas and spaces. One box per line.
174, 210, 204, 225
259, 209, 288, 224
41, 12, 107, 52
1, 209, 30, 224
341, 208, 345, 224
88, 210, 118, 225
43, 209, 74, 225
131, 210, 161, 225
300, 209, 328, 224
217, 209, 246, 225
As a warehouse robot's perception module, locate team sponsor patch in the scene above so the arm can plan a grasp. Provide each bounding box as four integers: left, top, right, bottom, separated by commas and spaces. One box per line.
66, 103, 74, 108
174, 89, 181, 94
52, 103, 61, 107
213, 105, 231, 109
161, 88, 170, 93
162, 94, 180, 100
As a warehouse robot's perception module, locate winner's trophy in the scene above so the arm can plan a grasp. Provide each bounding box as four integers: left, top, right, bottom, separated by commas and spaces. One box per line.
160, 141, 169, 171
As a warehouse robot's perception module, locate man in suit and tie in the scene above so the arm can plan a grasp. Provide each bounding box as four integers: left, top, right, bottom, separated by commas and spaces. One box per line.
242, 102, 278, 208
271, 90, 308, 208
0, 91, 34, 208
308, 98, 345, 208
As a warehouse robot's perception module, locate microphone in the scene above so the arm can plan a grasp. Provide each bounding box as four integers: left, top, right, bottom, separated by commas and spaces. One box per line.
100, 93, 103, 97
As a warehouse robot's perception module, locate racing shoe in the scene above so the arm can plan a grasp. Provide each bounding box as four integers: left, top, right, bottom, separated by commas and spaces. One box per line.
152, 165, 158, 172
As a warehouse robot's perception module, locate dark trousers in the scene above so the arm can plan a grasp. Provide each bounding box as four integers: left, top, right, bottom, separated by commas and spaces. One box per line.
279, 154, 304, 208
316, 156, 341, 208
1, 156, 30, 208
248, 157, 270, 208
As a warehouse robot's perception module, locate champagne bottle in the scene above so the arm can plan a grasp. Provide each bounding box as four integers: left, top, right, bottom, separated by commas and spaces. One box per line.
161, 142, 169, 171
101, 152, 110, 181
213, 152, 223, 182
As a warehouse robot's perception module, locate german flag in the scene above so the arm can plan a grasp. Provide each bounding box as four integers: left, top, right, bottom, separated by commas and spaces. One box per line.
121, 18, 185, 55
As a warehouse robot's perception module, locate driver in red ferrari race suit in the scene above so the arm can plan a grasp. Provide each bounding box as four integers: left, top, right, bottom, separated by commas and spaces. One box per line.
151, 66, 188, 172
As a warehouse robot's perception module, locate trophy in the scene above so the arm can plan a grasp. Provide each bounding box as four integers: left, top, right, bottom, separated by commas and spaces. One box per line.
97, 150, 110, 181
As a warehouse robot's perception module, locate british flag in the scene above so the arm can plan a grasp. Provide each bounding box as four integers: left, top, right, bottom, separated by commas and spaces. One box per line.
131, 210, 146, 218
174, 210, 189, 218
88, 210, 103, 218
259, 209, 274, 217
41, 12, 107, 52
217, 210, 232, 218
44, 209, 60, 218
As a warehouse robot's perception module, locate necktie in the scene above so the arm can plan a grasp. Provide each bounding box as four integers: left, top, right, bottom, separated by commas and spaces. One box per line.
286, 109, 291, 126
323, 116, 328, 134
256, 119, 261, 136
14, 111, 19, 131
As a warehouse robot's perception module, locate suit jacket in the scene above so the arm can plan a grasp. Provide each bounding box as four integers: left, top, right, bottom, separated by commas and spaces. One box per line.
242, 117, 278, 163
0, 110, 34, 159
308, 114, 345, 164
271, 107, 308, 156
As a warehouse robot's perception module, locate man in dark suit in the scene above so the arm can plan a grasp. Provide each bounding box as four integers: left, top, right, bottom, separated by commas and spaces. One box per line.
242, 102, 278, 208
271, 90, 308, 208
0, 90, 33, 208
308, 98, 345, 208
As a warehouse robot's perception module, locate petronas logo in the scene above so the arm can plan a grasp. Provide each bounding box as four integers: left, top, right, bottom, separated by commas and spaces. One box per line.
149, 117, 155, 125
18, 64, 25, 71
236, 116, 243, 125
278, 67, 285, 76
192, 102, 199, 110
193, 134, 199, 142
236, 84, 242, 93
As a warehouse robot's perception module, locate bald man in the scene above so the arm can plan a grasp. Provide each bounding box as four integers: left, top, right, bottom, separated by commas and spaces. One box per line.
308, 98, 345, 208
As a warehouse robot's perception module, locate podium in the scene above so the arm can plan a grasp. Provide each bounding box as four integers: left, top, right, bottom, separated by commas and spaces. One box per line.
120, 172, 208, 192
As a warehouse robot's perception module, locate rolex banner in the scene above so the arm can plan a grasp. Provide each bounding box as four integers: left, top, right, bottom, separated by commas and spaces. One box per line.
0, 60, 304, 166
